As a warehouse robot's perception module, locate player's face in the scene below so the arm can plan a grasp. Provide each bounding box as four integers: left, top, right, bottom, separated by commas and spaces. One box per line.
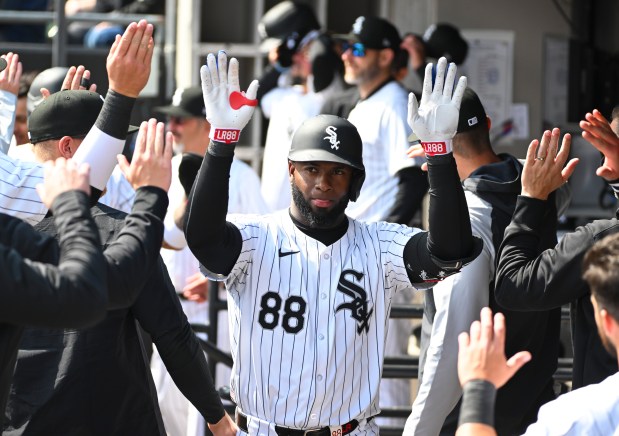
167, 116, 209, 154
14, 97, 29, 145
341, 45, 382, 85
289, 160, 353, 228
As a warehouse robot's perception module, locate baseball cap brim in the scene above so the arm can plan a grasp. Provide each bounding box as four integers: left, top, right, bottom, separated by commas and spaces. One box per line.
288, 148, 362, 170
127, 124, 140, 136
0, 58, 6, 73
153, 105, 197, 119
332, 33, 359, 43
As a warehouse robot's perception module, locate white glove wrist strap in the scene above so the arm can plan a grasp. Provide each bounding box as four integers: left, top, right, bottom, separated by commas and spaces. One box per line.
210, 127, 241, 144
422, 140, 453, 157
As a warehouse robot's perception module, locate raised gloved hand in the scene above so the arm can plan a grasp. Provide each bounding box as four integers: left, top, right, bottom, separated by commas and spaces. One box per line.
407, 57, 466, 157
200, 51, 259, 144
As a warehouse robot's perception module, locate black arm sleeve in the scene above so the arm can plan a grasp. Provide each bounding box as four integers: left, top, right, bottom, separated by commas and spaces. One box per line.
185, 147, 242, 276
494, 195, 603, 310
131, 258, 226, 424
104, 186, 169, 309
383, 166, 429, 225
402, 155, 482, 285
426, 154, 476, 261
0, 191, 107, 328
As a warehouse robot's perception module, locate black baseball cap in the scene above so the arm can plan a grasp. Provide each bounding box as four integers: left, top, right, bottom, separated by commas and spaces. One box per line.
154, 86, 206, 119
457, 87, 487, 133
423, 23, 469, 65
0, 58, 6, 73
258, 1, 320, 51
333, 16, 401, 51
28, 90, 138, 144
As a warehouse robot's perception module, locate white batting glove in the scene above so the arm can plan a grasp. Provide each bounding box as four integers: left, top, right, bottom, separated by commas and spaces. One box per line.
200, 51, 259, 144
407, 57, 466, 157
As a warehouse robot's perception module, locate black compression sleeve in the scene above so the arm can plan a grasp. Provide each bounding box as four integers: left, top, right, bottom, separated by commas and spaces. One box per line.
426, 154, 474, 261
384, 166, 429, 225
185, 144, 242, 276
95, 89, 136, 139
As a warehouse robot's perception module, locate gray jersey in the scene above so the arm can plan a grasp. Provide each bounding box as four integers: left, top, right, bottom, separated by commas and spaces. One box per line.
222, 210, 422, 435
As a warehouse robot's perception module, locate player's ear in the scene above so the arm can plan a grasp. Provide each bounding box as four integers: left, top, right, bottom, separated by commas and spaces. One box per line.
57, 136, 74, 159
379, 48, 395, 69
288, 160, 296, 179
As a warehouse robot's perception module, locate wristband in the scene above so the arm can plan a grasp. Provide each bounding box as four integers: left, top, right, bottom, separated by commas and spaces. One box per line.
210, 128, 240, 144
458, 379, 496, 428
422, 140, 452, 157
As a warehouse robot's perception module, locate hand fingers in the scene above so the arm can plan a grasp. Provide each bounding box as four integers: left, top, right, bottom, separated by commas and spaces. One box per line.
547, 128, 561, 160
126, 20, 147, 59
218, 51, 228, 89
40, 88, 51, 99
117, 22, 139, 58
536, 130, 551, 160
200, 64, 212, 96
228, 57, 240, 93
479, 307, 494, 344
89, 83, 97, 92
458, 331, 470, 352
420, 62, 433, 105
493, 312, 506, 352
62, 66, 77, 90
555, 132, 572, 166
133, 120, 148, 159
245, 79, 259, 101
71, 65, 86, 90
207, 53, 219, 88
505, 351, 532, 376
164, 131, 174, 161
116, 154, 130, 177
153, 120, 164, 156
407, 92, 419, 127
136, 22, 154, 63
442, 62, 457, 98
469, 319, 481, 343
432, 57, 447, 97
562, 158, 579, 180
451, 76, 467, 109
406, 143, 424, 158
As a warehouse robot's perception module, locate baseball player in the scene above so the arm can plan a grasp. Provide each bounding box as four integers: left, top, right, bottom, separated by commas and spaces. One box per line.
184, 51, 481, 435
0, 21, 154, 224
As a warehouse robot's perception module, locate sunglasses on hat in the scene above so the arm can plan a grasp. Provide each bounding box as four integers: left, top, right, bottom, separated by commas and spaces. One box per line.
341, 41, 366, 57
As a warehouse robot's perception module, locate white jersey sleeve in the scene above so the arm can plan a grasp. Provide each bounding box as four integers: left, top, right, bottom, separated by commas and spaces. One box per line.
0, 89, 17, 154
99, 165, 136, 214
405, 193, 494, 435
0, 153, 46, 224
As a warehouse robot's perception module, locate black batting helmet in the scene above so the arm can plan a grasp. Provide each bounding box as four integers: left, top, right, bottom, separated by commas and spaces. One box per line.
288, 115, 365, 201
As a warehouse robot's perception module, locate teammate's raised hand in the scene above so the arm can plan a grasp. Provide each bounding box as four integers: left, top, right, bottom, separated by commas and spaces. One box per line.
0, 52, 22, 96
457, 308, 531, 389
407, 57, 466, 157
521, 128, 578, 201
107, 20, 154, 98
200, 51, 259, 144
117, 118, 173, 192
580, 109, 619, 180
36, 158, 91, 209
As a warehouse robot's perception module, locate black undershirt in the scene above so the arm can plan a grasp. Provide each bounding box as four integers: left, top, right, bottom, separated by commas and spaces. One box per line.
288, 211, 349, 247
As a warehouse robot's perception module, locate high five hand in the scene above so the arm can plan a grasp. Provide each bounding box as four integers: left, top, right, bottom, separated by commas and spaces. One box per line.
407, 57, 466, 157
200, 51, 259, 144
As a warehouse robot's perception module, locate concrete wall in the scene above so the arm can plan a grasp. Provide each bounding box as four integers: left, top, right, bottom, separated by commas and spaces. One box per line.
434, 0, 572, 156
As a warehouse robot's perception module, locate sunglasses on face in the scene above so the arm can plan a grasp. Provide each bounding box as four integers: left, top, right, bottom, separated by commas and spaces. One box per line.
341, 41, 366, 57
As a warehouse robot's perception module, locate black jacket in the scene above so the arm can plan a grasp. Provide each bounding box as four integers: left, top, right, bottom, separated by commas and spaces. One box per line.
0, 191, 107, 428
495, 195, 618, 389
4, 188, 225, 435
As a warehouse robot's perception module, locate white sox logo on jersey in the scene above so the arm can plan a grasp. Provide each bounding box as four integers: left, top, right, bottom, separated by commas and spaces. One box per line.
335, 269, 373, 334
323, 126, 340, 150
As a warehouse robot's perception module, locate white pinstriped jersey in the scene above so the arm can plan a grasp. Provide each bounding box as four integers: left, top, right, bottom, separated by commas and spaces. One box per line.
345, 81, 423, 222
222, 210, 422, 435
0, 153, 46, 225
